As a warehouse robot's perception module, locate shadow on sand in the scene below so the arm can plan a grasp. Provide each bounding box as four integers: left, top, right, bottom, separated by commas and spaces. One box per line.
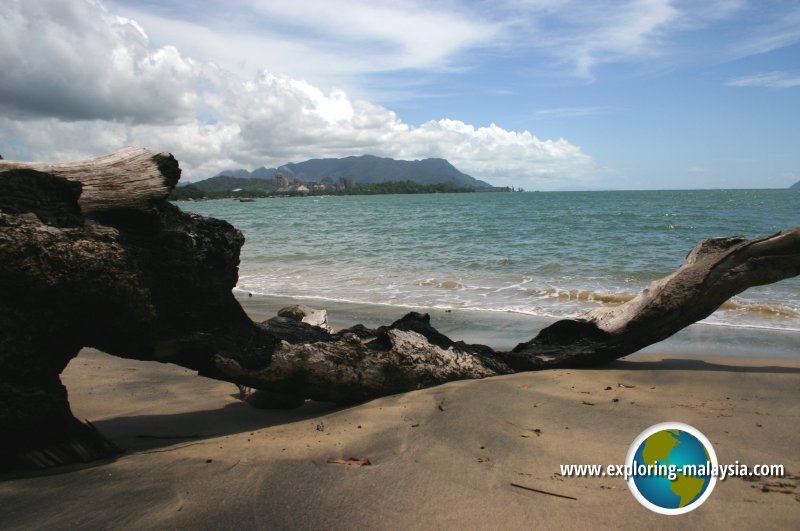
606, 357, 800, 374
91, 399, 347, 453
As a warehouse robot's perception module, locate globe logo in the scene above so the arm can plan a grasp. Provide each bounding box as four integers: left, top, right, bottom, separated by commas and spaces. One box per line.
626, 422, 717, 515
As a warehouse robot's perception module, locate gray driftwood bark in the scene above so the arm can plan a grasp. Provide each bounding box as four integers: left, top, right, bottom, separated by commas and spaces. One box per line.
1, 148, 798, 470
506, 229, 800, 369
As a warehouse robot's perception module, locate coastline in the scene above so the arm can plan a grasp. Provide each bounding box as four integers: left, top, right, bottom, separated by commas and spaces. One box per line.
238, 292, 800, 359
1, 343, 797, 529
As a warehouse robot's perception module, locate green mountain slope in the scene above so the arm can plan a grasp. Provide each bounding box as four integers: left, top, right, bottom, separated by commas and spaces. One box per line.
196, 155, 493, 189
277, 155, 493, 188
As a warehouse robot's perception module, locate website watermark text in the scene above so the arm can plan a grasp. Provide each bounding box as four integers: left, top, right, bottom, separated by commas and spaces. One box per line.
560, 461, 784, 481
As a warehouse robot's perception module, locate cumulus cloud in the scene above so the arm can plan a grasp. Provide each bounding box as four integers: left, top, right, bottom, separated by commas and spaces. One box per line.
0, 0, 594, 188
0, 0, 203, 123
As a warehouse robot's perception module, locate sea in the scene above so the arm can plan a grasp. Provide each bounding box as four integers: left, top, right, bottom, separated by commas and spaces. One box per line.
180, 189, 800, 358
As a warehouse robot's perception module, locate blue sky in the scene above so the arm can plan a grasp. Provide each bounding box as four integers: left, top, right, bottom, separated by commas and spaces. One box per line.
1, 0, 799, 190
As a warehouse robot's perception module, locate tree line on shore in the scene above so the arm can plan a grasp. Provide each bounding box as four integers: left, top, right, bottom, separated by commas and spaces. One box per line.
169, 180, 509, 200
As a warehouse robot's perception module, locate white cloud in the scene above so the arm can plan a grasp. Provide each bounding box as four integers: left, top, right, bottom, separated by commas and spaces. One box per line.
561, 0, 681, 77
731, 7, 800, 58
488, 0, 796, 81
247, 0, 497, 70
0, 0, 202, 123
102, 0, 798, 91
109, 0, 500, 88
107, 0, 757, 91
726, 71, 800, 89
0, 0, 594, 189
0, 80, 593, 187
484, 0, 683, 79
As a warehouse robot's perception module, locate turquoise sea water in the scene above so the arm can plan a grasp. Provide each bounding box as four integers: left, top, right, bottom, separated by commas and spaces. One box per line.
181, 190, 799, 349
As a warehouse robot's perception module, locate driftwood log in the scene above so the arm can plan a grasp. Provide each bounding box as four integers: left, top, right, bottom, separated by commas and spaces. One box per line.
1, 148, 798, 471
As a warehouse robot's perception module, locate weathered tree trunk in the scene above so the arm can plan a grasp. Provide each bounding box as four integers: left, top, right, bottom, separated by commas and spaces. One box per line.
1, 149, 798, 470
506, 229, 800, 369
1, 147, 180, 213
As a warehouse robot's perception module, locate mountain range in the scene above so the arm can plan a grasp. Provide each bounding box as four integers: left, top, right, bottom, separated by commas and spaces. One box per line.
791, 180, 800, 189
188, 155, 493, 191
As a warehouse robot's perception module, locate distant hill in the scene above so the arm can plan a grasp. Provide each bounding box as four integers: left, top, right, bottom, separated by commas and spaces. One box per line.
276, 155, 493, 189
187, 175, 273, 193
791, 180, 800, 189
219, 166, 276, 180
198, 155, 493, 190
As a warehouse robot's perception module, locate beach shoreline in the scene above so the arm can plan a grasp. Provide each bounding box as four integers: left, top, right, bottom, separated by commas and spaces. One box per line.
181, 190, 800, 338
239, 292, 800, 359
1, 321, 798, 528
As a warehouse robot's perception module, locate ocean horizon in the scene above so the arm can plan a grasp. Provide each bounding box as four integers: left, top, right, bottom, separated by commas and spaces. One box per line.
181, 189, 799, 354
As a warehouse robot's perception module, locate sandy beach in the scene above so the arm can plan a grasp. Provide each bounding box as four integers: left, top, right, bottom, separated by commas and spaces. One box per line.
1, 339, 798, 529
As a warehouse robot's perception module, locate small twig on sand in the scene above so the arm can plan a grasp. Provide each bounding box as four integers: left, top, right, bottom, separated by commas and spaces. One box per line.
510, 482, 577, 500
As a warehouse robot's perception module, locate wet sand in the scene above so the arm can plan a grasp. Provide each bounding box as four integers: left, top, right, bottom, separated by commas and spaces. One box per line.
240, 293, 800, 358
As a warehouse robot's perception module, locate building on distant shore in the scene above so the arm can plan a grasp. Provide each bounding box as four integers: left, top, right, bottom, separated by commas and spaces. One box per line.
275, 173, 289, 189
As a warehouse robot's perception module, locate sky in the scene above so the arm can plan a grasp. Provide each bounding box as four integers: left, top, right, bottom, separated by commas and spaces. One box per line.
1, 0, 799, 190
